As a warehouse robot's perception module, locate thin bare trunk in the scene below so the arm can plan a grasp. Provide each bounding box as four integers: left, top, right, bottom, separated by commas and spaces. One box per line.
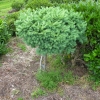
39, 55, 47, 70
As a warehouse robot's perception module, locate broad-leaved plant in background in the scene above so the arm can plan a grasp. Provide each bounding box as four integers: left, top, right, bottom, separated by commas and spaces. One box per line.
0, 20, 10, 55
70, 0, 100, 82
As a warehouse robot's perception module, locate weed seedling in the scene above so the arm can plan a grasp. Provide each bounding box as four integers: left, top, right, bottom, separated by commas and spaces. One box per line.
17, 43, 27, 52
31, 88, 46, 98
17, 97, 23, 100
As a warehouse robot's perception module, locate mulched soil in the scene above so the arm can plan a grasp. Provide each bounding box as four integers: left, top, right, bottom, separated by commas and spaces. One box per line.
0, 37, 100, 100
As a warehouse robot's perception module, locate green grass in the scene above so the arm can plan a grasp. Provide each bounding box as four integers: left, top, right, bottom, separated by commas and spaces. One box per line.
36, 69, 62, 90
31, 88, 47, 99
17, 43, 27, 52
36, 68, 76, 90
0, 0, 12, 18
0, 0, 12, 9
0, 63, 2, 67
17, 97, 23, 100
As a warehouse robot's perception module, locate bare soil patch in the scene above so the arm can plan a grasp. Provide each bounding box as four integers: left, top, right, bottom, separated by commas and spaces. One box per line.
0, 37, 100, 100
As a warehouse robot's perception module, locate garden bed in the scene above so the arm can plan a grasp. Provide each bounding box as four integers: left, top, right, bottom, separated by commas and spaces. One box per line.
0, 38, 100, 100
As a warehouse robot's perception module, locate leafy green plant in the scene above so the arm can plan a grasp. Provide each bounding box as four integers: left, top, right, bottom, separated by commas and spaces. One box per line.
49, 0, 66, 3
24, 0, 28, 3
84, 46, 100, 82
31, 88, 46, 98
26, 0, 52, 9
0, 20, 10, 55
91, 81, 100, 90
49, 0, 79, 3
0, 19, 2, 24
70, 0, 100, 82
15, 7, 87, 56
5, 12, 19, 36
11, 0, 24, 11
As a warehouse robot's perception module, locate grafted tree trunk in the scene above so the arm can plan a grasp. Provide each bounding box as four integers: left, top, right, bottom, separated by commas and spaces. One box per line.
40, 55, 47, 70
71, 46, 86, 67
71, 46, 80, 67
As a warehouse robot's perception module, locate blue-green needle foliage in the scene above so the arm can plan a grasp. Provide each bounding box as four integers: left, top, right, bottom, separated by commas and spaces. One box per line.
15, 7, 87, 55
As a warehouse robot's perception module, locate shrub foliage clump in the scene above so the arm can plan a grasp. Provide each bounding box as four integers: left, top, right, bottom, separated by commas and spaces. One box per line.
5, 12, 19, 36
11, 0, 24, 11
70, 0, 100, 82
0, 20, 10, 55
15, 7, 87, 55
49, 0, 79, 3
26, 0, 52, 9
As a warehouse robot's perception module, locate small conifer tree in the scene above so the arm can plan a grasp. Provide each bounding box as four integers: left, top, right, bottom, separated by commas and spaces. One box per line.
15, 7, 87, 70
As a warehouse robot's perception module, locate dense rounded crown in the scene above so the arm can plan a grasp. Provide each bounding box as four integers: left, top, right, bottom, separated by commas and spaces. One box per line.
15, 7, 87, 55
